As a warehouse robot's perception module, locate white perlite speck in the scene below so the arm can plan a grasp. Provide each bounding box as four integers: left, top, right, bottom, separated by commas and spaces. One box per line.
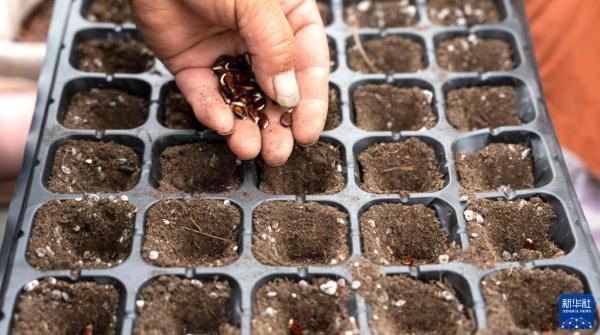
463, 209, 475, 221
351, 281, 361, 290
264, 307, 277, 316
475, 214, 484, 224
393, 299, 406, 307
336, 217, 346, 224
24, 280, 39, 292
320, 280, 338, 296
459, 195, 469, 202
223, 199, 231, 205
136, 300, 145, 308
367, 219, 376, 228
266, 291, 277, 298
148, 250, 159, 260
162, 219, 170, 225
356, 0, 371, 12
336, 164, 343, 173
119, 195, 128, 202
422, 90, 434, 104
438, 254, 450, 264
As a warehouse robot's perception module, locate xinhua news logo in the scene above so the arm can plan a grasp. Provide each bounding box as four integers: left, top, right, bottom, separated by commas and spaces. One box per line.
559, 294, 596, 330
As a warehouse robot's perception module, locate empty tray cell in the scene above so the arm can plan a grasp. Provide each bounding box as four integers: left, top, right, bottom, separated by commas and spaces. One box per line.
143, 197, 241, 267
428, 0, 502, 26
436, 34, 515, 72
325, 84, 342, 130
159, 83, 204, 130
12, 277, 121, 335
258, 140, 345, 195
357, 137, 446, 194
352, 82, 436, 131
482, 268, 586, 333
47, 138, 141, 193
72, 30, 154, 73
357, 273, 475, 334
359, 201, 455, 265
253, 201, 349, 266
318, 0, 333, 26
156, 140, 240, 193
134, 275, 239, 334
253, 277, 359, 334
26, 196, 135, 270
344, 0, 418, 28
462, 196, 568, 266
347, 35, 425, 74
84, 0, 132, 24
446, 85, 521, 131
328, 37, 338, 71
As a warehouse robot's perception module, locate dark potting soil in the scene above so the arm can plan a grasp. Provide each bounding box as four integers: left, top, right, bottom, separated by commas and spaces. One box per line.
62, 88, 148, 130
134, 276, 239, 335
85, 0, 132, 24
318, 0, 332, 26
358, 137, 445, 194
77, 38, 154, 73
345, 0, 418, 28
16, 0, 54, 42
329, 37, 338, 71
26, 196, 135, 270
253, 277, 358, 335
446, 86, 521, 131
158, 141, 240, 193
47, 140, 140, 193
325, 86, 342, 130
348, 35, 424, 74
162, 90, 204, 130
258, 141, 345, 195
360, 203, 451, 265
252, 201, 349, 266
455, 143, 534, 192
436, 36, 514, 72
12, 278, 120, 335
143, 198, 241, 267
353, 84, 436, 132
428, 0, 501, 26
461, 197, 563, 267
482, 268, 585, 333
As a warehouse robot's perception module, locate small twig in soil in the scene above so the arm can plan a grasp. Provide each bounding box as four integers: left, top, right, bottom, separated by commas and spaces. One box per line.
180, 226, 227, 242
382, 166, 415, 173
352, 24, 379, 73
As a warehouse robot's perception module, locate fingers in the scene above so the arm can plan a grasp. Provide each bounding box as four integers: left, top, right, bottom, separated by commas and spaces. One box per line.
226, 119, 262, 160
260, 104, 295, 166
175, 68, 235, 135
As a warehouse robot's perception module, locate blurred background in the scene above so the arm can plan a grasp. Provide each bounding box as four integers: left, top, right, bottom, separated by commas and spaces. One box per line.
0, 0, 599, 247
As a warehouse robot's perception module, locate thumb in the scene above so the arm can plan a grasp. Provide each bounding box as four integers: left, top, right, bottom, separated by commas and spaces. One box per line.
236, 0, 299, 107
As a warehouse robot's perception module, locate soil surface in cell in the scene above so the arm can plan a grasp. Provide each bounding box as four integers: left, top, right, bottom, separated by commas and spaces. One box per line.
354, 273, 475, 335
134, 276, 239, 335
325, 86, 342, 130
12, 278, 120, 335
436, 36, 514, 72
455, 143, 534, 192
328, 37, 338, 71
85, 0, 132, 23
353, 84, 436, 131
259, 141, 345, 195
446, 86, 521, 131
253, 277, 358, 335
358, 137, 445, 194
483, 268, 585, 333
77, 38, 154, 73
27, 196, 135, 270
348, 35, 424, 74
48, 140, 140, 193
159, 141, 240, 193
360, 203, 451, 265
428, 0, 501, 26
16, 0, 53, 42
143, 198, 241, 267
318, 0, 332, 25
162, 90, 204, 130
460, 197, 564, 268
63, 88, 148, 130
345, 0, 418, 28
253, 201, 349, 266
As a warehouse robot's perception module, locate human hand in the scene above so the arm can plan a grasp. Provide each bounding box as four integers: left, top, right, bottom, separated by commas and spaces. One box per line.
131, 0, 329, 165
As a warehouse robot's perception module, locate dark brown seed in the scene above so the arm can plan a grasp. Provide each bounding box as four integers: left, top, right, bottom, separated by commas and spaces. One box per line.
288, 319, 302, 335
235, 72, 252, 84
280, 111, 293, 127
523, 238, 537, 251
232, 104, 248, 119
401, 256, 415, 266
219, 90, 231, 104
246, 106, 260, 122
81, 324, 94, 335
223, 72, 236, 92
258, 113, 269, 129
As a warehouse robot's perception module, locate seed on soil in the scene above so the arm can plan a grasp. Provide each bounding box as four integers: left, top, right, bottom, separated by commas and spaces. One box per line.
143, 197, 241, 267
455, 143, 534, 192
26, 196, 134, 270
482, 268, 585, 332
348, 35, 424, 74
288, 318, 302, 335
345, 0, 418, 28
81, 324, 94, 335
436, 36, 515, 72
158, 141, 240, 193
76, 38, 154, 73
253, 277, 357, 335
253, 201, 349, 266
446, 86, 521, 131
427, 0, 500, 26
62, 88, 148, 130
353, 84, 437, 131
48, 140, 140, 193
134, 276, 239, 334
85, 0, 132, 23
360, 203, 451, 265
162, 89, 204, 130
358, 137, 445, 193
258, 141, 345, 195
12, 278, 120, 335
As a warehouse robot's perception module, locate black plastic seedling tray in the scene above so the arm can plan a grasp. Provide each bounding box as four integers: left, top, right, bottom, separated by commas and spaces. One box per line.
1, 0, 600, 334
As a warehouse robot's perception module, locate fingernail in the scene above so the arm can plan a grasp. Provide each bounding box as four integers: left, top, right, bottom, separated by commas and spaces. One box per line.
269, 159, 288, 167
298, 139, 319, 147
218, 128, 235, 136
273, 70, 300, 107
